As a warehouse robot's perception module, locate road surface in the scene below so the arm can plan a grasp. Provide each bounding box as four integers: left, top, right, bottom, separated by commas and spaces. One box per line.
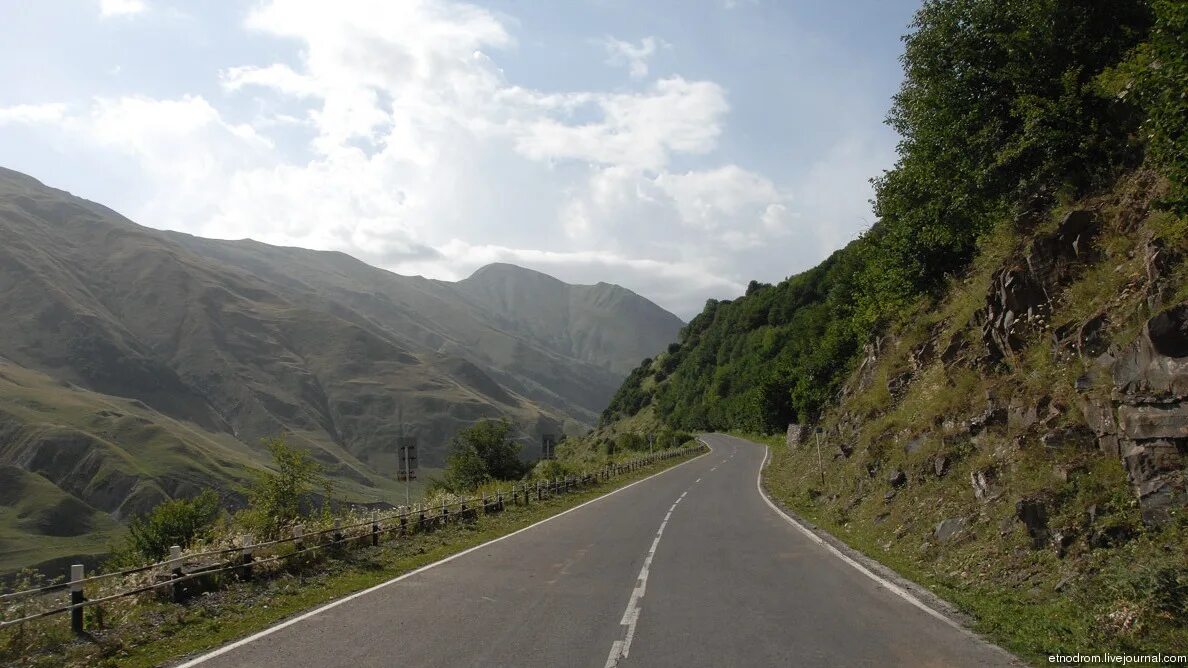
179, 434, 1017, 667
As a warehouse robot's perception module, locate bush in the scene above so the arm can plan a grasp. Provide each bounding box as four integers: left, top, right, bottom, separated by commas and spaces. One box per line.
243, 436, 332, 536
533, 459, 573, 481
615, 433, 647, 452
123, 490, 221, 562
436, 420, 527, 493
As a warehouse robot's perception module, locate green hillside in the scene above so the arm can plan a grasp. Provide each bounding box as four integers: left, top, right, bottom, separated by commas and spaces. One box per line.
602, 0, 1188, 657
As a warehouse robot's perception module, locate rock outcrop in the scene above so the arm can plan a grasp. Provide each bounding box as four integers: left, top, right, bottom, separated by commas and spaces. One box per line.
1081, 304, 1188, 525
979, 210, 1100, 363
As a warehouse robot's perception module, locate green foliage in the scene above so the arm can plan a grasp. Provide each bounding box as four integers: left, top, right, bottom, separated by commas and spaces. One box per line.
1108, 0, 1188, 211
243, 436, 332, 536
123, 490, 221, 562
533, 459, 574, 481
615, 432, 647, 452
437, 420, 527, 492
861, 0, 1151, 325
439, 444, 490, 492
603, 0, 1167, 437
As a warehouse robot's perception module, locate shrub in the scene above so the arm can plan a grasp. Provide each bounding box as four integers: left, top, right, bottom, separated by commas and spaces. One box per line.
124, 489, 221, 562
243, 436, 332, 536
435, 420, 527, 493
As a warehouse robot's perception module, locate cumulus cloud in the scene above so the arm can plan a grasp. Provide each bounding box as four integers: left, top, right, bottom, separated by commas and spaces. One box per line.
98, 0, 146, 17
5, 0, 885, 318
601, 36, 663, 79
0, 103, 68, 125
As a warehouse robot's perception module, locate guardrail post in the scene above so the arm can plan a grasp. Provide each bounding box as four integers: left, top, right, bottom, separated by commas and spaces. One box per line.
442, 500, 449, 527
371, 511, 380, 546
70, 564, 84, 635
170, 545, 184, 602
293, 524, 305, 551
241, 535, 254, 581
497, 489, 504, 511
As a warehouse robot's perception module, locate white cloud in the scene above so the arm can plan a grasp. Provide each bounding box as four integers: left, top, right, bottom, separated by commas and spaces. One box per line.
601, 36, 662, 79
3, 0, 888, 318
0, 103, 68, 125
99, 0, 146, 17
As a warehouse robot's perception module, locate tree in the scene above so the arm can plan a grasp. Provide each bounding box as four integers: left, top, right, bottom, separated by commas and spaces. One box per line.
438, 420, 527, 492
124, 490, 221, 562
441, 444, 490, 492
246, 436, 332, 535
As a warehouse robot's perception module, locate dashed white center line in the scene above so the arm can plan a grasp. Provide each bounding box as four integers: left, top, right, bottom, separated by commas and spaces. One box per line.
604, 490, 689, 668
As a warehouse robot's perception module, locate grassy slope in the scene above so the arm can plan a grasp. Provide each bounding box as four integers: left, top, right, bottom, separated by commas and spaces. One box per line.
752, 172, 1188, 661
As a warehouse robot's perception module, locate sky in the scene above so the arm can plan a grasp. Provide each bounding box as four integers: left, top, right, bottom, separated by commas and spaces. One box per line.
0, 0, 919, 319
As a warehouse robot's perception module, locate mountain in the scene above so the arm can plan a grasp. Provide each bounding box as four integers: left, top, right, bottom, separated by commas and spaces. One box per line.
0, 166, 682, 573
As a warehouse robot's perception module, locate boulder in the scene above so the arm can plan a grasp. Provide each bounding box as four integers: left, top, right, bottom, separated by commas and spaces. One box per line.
1089, 523, 1135, 550
1121, 439, 1188, 525
1117, 404, 1188, 440
785, 423, 804, 449
934, 517, 969, 543
887, 469, 907, 488
934, 456, 950, 477
1025, 209, 1100, 281
971, 468, 1000, 503
1040, 425, 1096, 450
1077, 313, 1110, 359
1112, 304, 1188, 397
1016, 497, 1050, 549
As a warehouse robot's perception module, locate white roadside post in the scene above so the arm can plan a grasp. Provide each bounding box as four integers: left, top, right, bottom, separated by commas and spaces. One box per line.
814, 426, 825, 488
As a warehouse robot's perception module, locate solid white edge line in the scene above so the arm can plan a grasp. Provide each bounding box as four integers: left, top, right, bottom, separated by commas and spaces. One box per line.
735, 437, 965, 631
175, 445, 712, 668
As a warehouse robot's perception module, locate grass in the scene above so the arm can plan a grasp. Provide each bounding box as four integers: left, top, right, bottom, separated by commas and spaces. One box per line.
748, 430, 1186, 664
1, 446, 704, 668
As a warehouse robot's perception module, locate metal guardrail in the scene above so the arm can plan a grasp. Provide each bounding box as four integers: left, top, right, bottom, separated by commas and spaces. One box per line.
0, 447, 701, 633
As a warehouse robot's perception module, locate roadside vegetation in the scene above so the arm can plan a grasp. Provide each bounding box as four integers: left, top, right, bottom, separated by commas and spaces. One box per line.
0, 423, 701, 667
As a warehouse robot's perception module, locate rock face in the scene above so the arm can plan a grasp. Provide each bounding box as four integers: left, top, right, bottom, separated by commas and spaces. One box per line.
1081, 304, 1188, 525
979, 210, 1100, 363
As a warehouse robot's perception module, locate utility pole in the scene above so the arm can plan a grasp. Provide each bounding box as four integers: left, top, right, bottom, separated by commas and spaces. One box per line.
399, 404, 409, 507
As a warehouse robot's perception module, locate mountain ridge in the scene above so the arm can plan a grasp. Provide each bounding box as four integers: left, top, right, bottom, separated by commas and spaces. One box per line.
0, 166, 683, 574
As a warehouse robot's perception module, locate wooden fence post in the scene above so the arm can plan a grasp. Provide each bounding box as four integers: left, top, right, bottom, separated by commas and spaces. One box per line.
371, 511, 380, 547
170, 545, 184, 602
241, 535, 254, 581
70, 564, 84, 635
333, 518, 343, 544
293, 524, 305, 551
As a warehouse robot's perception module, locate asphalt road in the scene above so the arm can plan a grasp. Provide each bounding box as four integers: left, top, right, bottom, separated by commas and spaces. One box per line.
180, 434, 1018, 668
